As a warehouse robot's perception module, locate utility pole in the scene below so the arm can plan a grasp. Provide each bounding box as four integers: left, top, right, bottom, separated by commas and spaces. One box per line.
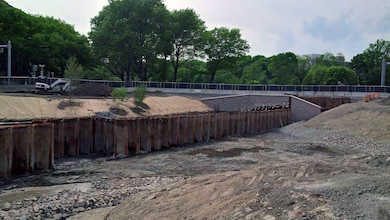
0, 41, 11, 85
381, 57, 389, 86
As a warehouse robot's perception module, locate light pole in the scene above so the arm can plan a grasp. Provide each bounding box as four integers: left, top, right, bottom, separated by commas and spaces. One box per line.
0, 41, 11, 85
381, 57, 390, 86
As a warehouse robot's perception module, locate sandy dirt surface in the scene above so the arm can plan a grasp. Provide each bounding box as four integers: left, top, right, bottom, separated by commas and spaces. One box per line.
303, 100, 390, 143
0, 94, 213, 120
1, 97, 390, 219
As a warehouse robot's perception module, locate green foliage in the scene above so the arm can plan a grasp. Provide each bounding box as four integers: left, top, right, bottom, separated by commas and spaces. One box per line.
202, 27, 250, 83
170, 9, 206, 82
89, 0, 171, 81
176, 60, 208, 82
8, 1, 390, 86
247, 80, 260, 85
240, 56, 270, 84
62, 57, 83, 100
297, 55, 311, 82
303, 64, 329, 85
351, 39, 390, 85
133, 85, 147, 107
0, 3, 91, 77
84, 65, 120, 80
315, 52, 346, 67
267, 52, 299, 85
213, 70, 240, 84
111, 87, 127, 103
327, 66, 356, 85
64, 56, 83, 80
303, 64, 356, 85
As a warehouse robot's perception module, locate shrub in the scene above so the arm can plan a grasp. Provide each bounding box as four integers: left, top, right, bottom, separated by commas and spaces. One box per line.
133, 85, 146, 107
111, 87, 127, 103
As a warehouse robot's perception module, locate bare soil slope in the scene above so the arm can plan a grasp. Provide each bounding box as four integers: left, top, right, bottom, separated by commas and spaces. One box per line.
303, 99, 390, 142
0, 94, 213, 120
99, 99, 390, 220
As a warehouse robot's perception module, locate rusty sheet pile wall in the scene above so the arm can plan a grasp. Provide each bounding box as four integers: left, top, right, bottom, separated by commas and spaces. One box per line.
0, 109, 290, 178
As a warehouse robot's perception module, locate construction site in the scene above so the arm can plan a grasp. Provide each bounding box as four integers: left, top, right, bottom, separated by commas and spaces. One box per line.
0, 84, 390, 219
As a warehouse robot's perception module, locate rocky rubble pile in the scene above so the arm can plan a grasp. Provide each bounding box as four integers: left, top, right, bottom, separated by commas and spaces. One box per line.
0, 175, 187, 220
279, 122, 390, 155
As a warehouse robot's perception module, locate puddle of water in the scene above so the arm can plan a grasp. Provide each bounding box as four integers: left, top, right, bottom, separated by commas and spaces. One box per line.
289, 145, 342, 156
187, 147, 272, 158
306, 145, 340, 155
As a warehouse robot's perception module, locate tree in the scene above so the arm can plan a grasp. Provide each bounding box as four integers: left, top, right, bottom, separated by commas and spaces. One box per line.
169, 9, 205, 82
302, 64, 329, 85
213, 69, 240, 84
296, 55, 311, 83
84, 65, 120, 80
64, 56, 83, 100
175, 59, 208, 82
350, 53, 368, 84
315, 52, 346, 67
267, 52, 300, 85
133, 84, 147, 108
350, 39, 390, 85
89, 0, 171, 81
326, 66, 356, 85
240, 55, 270, 84
302, 64, 356, 85
202, 27, 249, 83
64, 56, 83, 79
111, 87, 127, 107
0, 2, 91, 77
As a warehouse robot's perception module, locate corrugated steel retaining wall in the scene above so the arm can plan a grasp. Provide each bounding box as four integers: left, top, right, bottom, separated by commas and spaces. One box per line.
0, 110, 290, 178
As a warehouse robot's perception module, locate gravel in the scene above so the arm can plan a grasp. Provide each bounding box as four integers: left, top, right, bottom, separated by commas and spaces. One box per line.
279, 122, 390, 155
0, 176, 187, 220
1, 122, 390, 219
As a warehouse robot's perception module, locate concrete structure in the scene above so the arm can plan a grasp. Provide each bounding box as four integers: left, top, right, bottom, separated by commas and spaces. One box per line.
201, 94, 321, 122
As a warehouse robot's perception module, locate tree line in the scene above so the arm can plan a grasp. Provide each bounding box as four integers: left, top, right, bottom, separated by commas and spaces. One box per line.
1, 0, 389, 85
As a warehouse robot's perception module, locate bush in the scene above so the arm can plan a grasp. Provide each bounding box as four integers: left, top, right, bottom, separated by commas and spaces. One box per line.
133, 85, 146, 107
111, 87, 127, 102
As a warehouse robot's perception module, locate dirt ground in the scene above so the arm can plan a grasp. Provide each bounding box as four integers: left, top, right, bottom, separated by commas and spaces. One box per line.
1, 95, 390, 220
0, 94, 213, 120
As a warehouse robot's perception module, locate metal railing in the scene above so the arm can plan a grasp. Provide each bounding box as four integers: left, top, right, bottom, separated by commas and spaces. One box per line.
1, 76, 389, 93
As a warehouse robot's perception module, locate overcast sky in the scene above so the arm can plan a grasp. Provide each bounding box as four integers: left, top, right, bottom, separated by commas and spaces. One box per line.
6, 0, 390, 61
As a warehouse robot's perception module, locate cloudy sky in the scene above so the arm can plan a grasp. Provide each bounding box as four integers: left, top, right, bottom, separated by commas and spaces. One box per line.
6, 0, 390, 61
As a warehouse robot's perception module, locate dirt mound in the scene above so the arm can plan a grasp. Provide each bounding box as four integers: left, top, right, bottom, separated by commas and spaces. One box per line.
0, 94, 213, 120
382, 96, 390, 106
303, 100, 390, 142
72, 83, 113, 96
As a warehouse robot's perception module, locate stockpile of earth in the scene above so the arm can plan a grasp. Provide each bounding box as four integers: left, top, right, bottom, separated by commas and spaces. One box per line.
72, 83, 113, 97
303, 99, 390, 143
